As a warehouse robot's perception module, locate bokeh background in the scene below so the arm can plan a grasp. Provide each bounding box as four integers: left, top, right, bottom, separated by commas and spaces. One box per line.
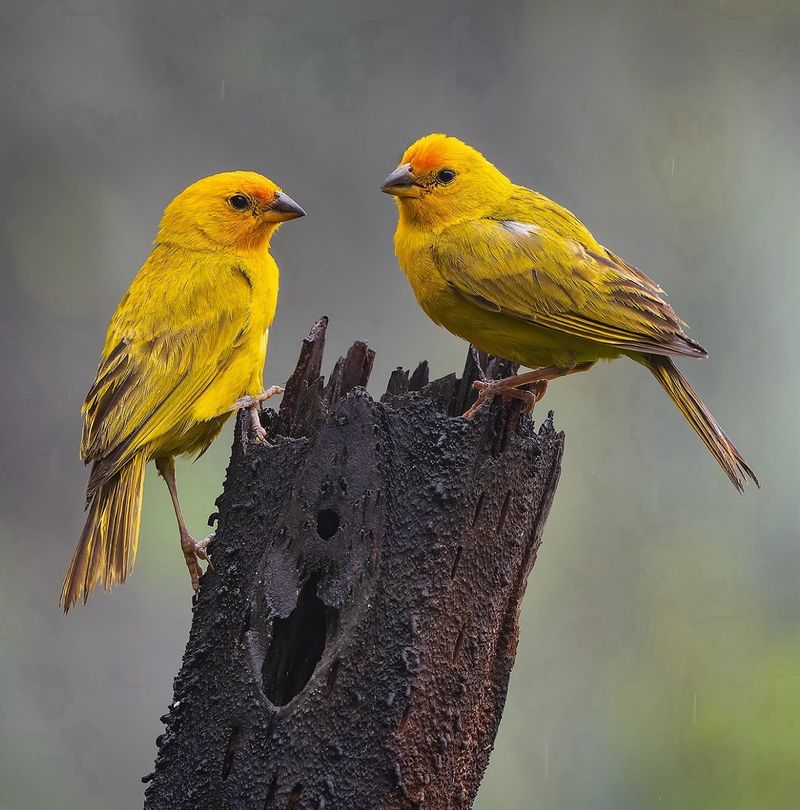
1, 1, 798, 807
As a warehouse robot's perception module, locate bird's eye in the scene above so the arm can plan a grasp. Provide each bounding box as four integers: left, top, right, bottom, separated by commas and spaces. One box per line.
228, 194, 251, 211
437, 168, 456, 184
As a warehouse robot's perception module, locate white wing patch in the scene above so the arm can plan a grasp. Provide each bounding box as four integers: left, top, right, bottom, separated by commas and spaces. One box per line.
502, 220, 542, 239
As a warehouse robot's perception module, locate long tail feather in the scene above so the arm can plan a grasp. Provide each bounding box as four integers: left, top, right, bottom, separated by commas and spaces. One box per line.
639, 354, 759, 492
60, 453, 146, 612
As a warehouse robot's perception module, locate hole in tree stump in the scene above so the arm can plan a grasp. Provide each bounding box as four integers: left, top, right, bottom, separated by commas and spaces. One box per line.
316, 508, 340, 540
261, 575, 337, 706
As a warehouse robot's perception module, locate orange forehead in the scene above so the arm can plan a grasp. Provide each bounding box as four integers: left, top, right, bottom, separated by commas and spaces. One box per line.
401, 133, 471, 172
185, 171, 278, 202
232, 174, 278, 202
244, 185, 276, 203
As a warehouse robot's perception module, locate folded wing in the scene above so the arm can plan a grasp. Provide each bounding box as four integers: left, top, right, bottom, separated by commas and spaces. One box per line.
431, 199, 706, 359
81, 256, 251, 497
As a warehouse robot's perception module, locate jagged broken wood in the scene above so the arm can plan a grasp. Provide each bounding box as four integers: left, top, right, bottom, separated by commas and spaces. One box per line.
143, 317, 565, 810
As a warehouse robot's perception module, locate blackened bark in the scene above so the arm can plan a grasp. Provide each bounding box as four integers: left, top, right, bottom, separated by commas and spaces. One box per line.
143, 318, 564, 810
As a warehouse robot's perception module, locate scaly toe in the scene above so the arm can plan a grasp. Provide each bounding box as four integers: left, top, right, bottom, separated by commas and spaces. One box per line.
259, 385, 284, 402
464, 378, 540, 419
232, 386, 285, 412
502, 388, 536, 408
520, 393, 537, 414
463, 387, 496, 419
195, 533, 216, 570
231, 394, 255, 411
251, 423, 268, 444
180, 531, 212, 590
195, 532, 215, 553
183, 555, 202, 592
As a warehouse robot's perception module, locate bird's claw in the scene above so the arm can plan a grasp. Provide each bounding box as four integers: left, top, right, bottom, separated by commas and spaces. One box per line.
231, 387, 284, 444
463, 379, 546, 419
180, 531, 215, 591
248, 410, 268, 444
231, 385, 285, 412
195, 531, 215, 561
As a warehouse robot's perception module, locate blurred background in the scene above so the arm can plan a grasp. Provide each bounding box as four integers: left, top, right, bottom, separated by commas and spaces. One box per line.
1, 0, 798, 807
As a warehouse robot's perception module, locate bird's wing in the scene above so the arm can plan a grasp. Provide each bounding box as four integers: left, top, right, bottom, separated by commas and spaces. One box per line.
81, 252, 253, 494
432, 203, 706, 359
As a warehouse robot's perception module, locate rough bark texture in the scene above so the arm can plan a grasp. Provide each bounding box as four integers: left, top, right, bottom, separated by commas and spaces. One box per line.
143, 318, 564, 810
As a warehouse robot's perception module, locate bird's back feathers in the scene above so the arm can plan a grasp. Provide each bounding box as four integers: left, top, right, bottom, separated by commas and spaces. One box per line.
429, 187, 707, 360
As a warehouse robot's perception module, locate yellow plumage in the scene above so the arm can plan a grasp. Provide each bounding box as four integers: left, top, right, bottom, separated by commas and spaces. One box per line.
382, 133, 757, 491
61, 171, 305, 611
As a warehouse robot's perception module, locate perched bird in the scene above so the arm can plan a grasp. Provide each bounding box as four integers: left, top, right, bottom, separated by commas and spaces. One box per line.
61, 172, 305, 611
381, 134, 757, 491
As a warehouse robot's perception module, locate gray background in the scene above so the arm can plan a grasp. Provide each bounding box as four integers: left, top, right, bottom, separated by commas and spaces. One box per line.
1, 1, 798, 808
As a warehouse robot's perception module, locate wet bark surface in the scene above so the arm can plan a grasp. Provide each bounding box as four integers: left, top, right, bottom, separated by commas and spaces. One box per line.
144, 318, 564, 810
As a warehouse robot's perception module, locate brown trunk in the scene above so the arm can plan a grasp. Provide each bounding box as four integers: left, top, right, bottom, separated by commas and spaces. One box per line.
143, 317, 564, 810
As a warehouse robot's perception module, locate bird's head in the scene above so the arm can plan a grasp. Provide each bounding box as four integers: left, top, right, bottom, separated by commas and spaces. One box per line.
380, 134, 512, 229
156, 171, 305, 252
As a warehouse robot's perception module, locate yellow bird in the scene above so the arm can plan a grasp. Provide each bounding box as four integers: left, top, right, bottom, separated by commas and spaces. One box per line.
61, 172, 305, 612
381, 133, 757, 491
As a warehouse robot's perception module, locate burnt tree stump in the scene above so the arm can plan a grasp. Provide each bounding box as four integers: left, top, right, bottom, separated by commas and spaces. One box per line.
143, 317, 565, 810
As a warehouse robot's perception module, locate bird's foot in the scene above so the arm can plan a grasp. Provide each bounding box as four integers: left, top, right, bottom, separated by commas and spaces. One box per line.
463, 379, 548, 419
180, 530, 215, 592
231, 386, 284, 444
247, 406, 268, 444
231, 386, 285, 411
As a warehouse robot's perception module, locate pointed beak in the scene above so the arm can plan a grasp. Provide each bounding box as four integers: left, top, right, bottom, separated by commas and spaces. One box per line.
380, 163, 422, 198
263, 191, 306, 222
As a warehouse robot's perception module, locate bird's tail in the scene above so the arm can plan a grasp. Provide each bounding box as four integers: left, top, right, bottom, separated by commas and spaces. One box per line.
638, 354, 758, 492
60, 453, 146, 612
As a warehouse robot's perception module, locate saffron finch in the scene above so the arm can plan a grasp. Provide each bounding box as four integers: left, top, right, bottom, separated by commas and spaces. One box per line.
61, 171, 305, 611
381, 133, 757, 491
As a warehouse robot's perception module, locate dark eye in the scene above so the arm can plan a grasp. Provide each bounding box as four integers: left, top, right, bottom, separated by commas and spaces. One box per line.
228, 194, 250, 211
437, 168, 456, 184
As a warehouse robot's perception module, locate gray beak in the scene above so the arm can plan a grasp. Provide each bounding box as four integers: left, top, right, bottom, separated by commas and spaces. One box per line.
264, 191, 306, 222
380, 163, 422, 198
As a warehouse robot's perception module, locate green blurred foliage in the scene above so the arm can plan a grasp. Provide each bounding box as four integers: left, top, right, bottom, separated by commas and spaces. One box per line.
608, 540, 800, 809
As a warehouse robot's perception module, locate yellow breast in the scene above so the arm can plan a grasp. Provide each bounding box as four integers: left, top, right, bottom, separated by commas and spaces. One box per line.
189, 251, 279, 424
